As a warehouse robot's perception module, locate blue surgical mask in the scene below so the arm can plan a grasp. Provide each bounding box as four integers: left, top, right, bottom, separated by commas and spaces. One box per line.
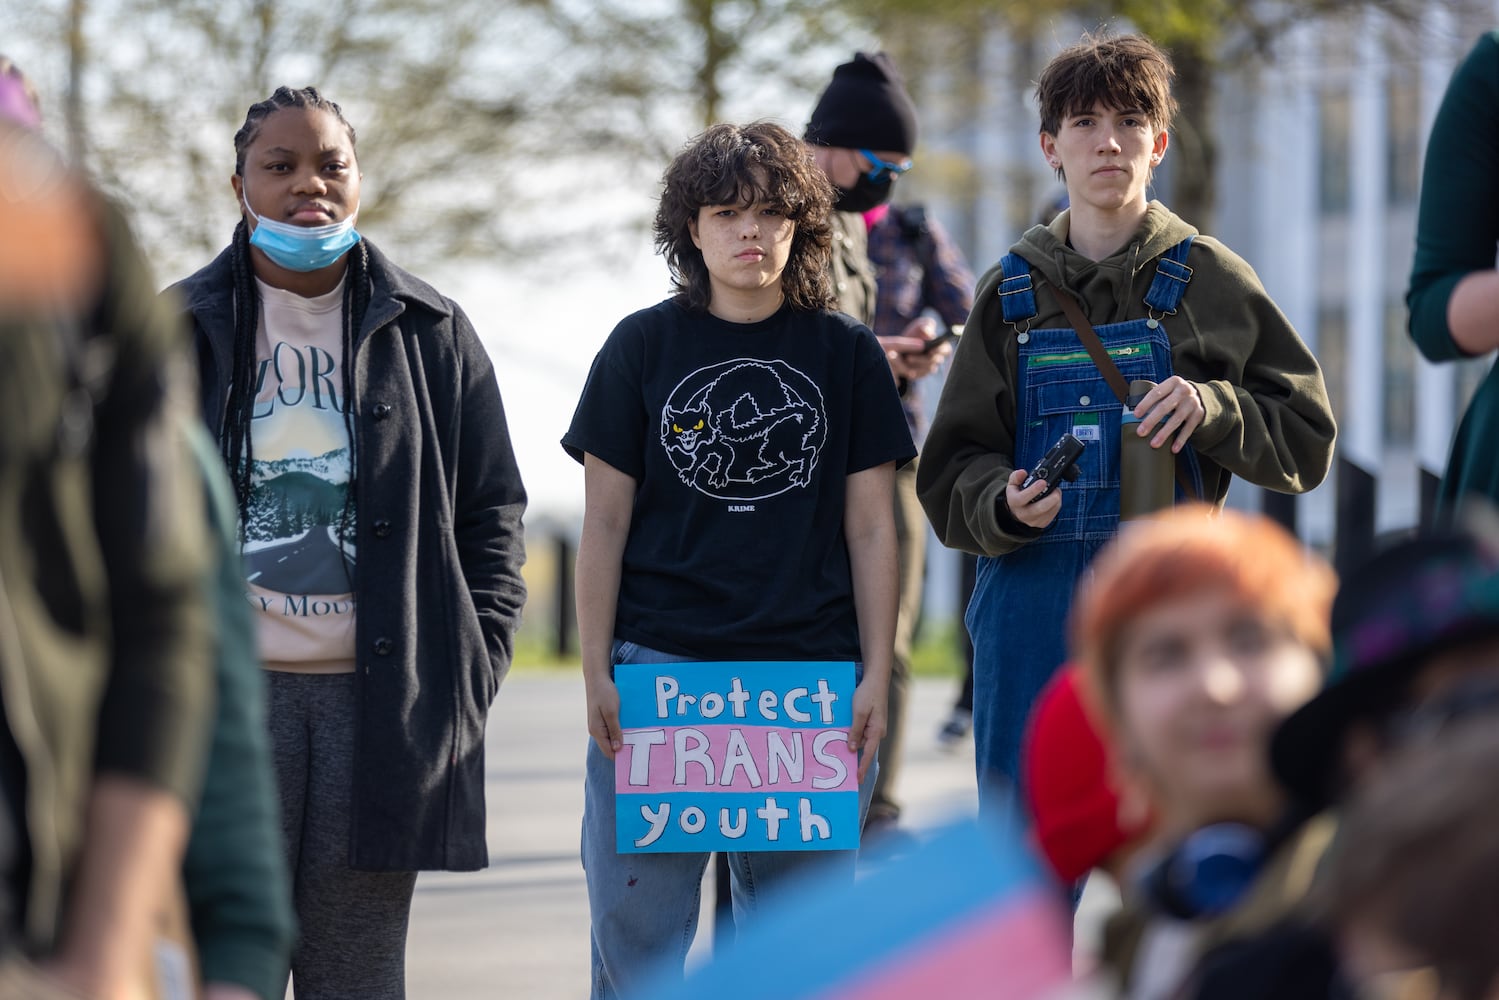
242, 194, 361, 272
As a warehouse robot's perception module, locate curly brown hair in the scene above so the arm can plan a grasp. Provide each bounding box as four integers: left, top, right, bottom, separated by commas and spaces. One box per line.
654, 121, 835, 312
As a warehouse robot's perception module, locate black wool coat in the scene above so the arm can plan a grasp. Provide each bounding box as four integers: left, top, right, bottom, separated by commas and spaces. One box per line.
169, 240, 528, 871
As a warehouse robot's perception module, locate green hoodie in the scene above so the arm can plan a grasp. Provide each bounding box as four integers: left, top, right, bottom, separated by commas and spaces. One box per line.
917, 201, 1335, 556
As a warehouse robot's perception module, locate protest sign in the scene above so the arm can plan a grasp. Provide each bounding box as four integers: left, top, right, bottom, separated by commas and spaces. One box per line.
614, 661, 859, 853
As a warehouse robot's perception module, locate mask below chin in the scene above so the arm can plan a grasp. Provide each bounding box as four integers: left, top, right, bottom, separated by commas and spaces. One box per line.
834, 173, 895, 214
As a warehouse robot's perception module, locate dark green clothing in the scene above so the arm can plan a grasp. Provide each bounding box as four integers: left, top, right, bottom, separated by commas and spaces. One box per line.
919, 202, 1336, 557
180, 422, 294, 1000
1406, 30, 1499, 514
830, 210, 878, 324
0, 182, 213, 952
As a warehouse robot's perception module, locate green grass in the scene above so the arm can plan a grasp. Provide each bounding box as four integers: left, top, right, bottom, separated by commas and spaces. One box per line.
509, 616, 970, 678
910, 618, 968, 678
510, 633, 581, 672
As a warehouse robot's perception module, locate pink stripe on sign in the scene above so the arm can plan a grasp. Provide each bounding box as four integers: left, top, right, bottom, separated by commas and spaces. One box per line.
615, 724, 858, 795
818, 894, 1071, 1000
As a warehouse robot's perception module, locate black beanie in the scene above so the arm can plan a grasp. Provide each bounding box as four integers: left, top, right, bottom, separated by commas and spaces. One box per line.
805, 51, 918, 155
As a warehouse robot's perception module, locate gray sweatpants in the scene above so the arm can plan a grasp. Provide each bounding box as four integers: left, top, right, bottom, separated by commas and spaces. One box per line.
268, 671, 418, 1000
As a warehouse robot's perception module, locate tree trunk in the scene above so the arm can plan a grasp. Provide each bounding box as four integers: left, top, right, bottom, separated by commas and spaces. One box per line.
1167, 43, 1216, 230
66, 0, 87, 163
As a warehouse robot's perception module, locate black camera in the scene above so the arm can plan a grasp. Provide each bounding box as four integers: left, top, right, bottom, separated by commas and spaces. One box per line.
1020, 433, 1084, 500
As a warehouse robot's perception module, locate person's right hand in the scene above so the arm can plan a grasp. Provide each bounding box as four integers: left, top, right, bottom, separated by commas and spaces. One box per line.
1004, 467, 1062, 530
585, 675, 623, 759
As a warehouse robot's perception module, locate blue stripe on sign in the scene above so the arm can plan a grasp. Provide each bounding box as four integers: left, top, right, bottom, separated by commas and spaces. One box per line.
616, 791, 860, 853
616, 661, 856, 729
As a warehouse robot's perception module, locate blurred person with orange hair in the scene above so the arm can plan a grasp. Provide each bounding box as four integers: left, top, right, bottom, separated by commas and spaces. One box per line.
1067, 505, 1336, 999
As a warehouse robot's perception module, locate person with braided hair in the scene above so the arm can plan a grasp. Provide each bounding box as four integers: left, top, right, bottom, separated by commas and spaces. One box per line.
169, 87, 528, 999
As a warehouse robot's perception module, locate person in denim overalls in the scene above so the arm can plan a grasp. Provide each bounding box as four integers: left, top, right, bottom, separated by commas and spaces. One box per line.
917, 35, 1336, 818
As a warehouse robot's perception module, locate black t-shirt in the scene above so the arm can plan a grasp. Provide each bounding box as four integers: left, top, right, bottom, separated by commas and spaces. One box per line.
563, 299, 915, 661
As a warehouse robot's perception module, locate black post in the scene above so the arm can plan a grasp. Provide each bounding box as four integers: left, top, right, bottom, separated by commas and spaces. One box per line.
1335, 457, 1377, 576
1261, 490, 1298, 538
555, 536, 576, 658
1419, 467, 1443, 531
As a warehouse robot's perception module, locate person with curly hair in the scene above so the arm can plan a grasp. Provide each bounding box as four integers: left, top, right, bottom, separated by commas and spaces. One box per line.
563, 120, 914, 999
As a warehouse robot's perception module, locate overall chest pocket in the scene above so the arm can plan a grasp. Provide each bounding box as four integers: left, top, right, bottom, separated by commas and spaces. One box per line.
1019, 341, 1163, 490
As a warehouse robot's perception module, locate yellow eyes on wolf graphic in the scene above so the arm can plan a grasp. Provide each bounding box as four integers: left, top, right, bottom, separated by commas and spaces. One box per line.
671, 419, 705, 434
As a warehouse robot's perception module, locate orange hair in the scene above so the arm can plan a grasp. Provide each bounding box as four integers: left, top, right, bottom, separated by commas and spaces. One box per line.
1071, 505, 1336, 720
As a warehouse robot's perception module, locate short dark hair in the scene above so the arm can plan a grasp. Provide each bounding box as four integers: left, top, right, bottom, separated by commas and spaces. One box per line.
1035, 34, 1178, 139
654, 121, 835, 313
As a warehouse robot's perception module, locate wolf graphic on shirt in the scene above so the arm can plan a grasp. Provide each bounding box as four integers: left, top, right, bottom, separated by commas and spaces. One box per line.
660, 359, 828, 501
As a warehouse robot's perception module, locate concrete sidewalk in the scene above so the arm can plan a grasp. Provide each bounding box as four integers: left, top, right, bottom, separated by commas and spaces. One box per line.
402, 671, 981, 998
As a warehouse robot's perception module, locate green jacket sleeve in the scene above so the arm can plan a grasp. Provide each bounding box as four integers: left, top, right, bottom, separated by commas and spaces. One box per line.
180, 423, 294, 1000
1175, 238, 1336, 495
89, 200, 214, 804
1407, 31, 1499, 362
916, 262, 1044, 556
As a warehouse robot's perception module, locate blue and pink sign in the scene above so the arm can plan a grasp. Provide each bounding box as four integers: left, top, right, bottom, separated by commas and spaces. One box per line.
614, 661, 859, 853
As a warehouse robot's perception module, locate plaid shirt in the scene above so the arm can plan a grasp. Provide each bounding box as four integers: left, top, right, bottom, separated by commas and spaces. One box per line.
867, 206, 976, 437
867, 206, 975, 339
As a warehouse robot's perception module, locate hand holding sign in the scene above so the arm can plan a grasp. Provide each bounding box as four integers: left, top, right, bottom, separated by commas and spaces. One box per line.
586, 676, 623, 757
848, 675, 888, 784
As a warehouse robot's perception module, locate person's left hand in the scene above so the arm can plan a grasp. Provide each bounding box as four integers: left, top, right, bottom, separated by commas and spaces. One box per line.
1131, 376, 1205, 453
879, 316, 950, 382
847, 674, 888, 784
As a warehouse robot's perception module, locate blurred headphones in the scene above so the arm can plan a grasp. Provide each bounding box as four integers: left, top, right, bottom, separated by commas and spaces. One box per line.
1140, 823, 1267, 920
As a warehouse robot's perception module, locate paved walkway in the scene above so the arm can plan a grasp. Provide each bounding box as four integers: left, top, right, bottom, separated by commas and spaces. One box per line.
402, 671, 982, 998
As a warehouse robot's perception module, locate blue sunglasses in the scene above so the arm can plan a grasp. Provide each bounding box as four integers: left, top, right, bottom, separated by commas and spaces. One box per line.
859, 149, 912, 182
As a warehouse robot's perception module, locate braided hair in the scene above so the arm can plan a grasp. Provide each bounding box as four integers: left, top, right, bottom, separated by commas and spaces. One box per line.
224, 87, 368, 561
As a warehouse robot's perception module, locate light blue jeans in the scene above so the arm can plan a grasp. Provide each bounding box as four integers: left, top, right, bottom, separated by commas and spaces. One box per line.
581, 640, 875, 999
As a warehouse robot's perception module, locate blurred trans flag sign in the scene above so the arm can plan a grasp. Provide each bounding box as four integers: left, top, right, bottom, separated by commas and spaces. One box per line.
643, 817, 1073, 999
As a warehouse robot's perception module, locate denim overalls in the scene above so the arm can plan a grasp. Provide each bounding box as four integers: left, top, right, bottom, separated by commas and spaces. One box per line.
966, 237, 1204, 812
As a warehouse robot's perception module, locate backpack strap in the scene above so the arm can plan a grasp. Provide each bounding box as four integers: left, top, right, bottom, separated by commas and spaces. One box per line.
996, 253, 1038, 326
1142, 236, 1195, 316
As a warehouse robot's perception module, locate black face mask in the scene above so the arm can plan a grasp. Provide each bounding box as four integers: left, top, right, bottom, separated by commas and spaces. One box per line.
834, 172, 895, 213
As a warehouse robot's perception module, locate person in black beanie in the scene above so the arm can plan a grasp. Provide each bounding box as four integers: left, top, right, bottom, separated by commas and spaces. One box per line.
805, 51, 952, 851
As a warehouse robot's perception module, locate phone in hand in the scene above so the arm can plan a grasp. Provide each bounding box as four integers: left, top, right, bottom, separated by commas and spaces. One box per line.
1020, 433, 1084, 501
920, 324, 963, 354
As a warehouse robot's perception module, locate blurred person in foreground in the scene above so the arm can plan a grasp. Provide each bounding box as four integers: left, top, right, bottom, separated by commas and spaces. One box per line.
1316, 722, 1499, 1000
3, 58, 294, 1000
1181, 513, 1499, 999
1069, 505, 1335, 1000
1022, 663, 1153, 893
0, 61, 214, 998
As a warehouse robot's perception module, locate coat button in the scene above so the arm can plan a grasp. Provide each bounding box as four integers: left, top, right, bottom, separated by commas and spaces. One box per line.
837, 280, 847, 291
373, 637, 393, 656
373, 402, 392, 420
1079, 395, 1091, 406
372, 519, 392, 538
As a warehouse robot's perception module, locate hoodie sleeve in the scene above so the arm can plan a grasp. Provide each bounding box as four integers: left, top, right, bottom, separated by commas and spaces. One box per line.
1175, 238, 1337, 494
916, 261, 1045, 556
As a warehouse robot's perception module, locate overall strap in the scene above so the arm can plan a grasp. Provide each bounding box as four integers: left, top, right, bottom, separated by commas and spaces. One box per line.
996, 253, 1038, 325
1142, 235, 1196, 315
